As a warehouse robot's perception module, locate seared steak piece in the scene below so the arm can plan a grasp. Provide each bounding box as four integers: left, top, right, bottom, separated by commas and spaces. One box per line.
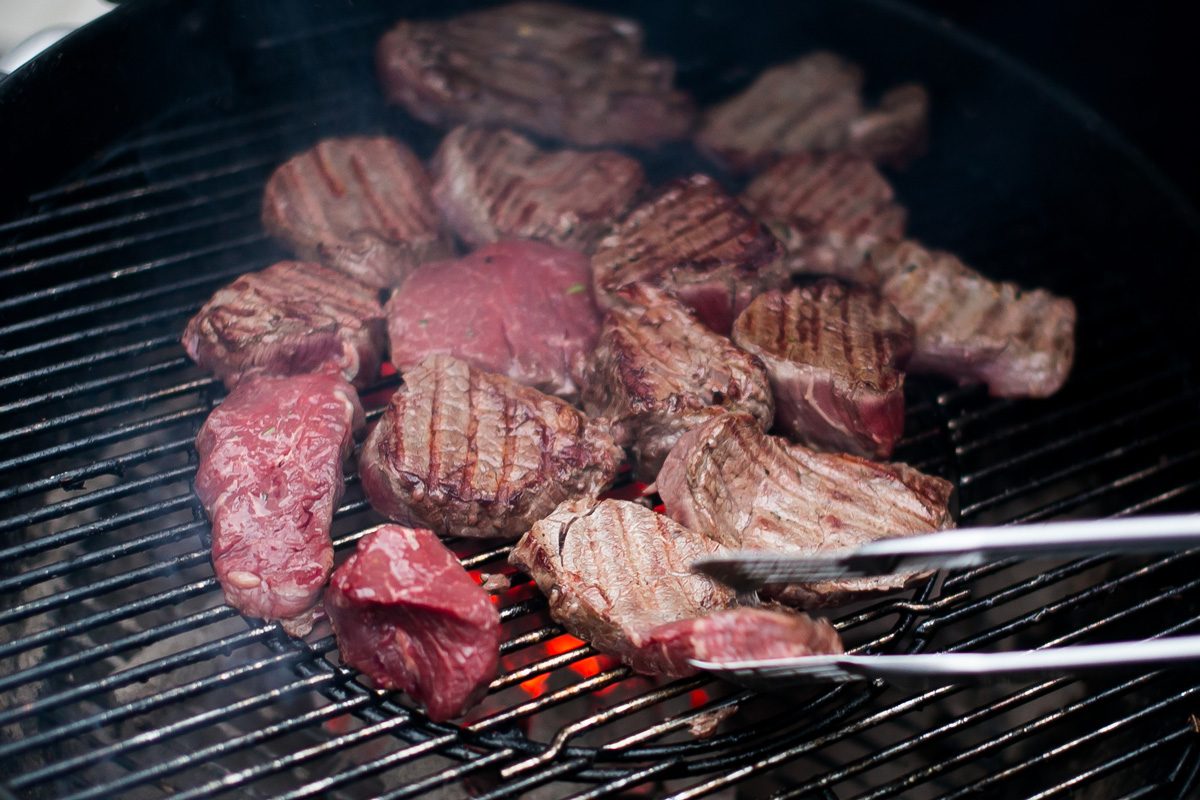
592, 174, 786, 334
869, 240, 1077, 398
509, 498, 736, 675
741, 152, 907, 285
657, 413, 954, 607
182, 260, 386, 390
376, 2, 694, 147
195, 373, 364, 634
431, 125, 646, 250
731, 282, 913, 459
360, 355, 622, 538
262, 136, 451, 289
582, 283, 773, 480
326, 525, 501, 722
387, 241, 602, 400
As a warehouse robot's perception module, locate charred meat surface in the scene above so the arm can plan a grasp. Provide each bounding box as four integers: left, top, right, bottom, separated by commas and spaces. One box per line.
387, 240, 602, 400
592, 174, 786, 334
731, 282, 913, 459
359, 355, 623, 538
262, 136, 450, 289
657, 413, 954, 607
195, 373, 364, 634
182, 260, 386, 390
432, 125, 646, 250
870, 240, 1077, 397
582, 282, 774, 480
509, 498, 736, 675
326, 525, 501, 722
376, 2, 694, 147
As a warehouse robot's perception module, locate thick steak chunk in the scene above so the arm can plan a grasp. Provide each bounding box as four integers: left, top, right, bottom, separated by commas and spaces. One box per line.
432, 125, 646, 250
326, 525, 501, 722
582, 283, 773, 480
182, 260, 386, 389
731, 282, 913, 459
509, 498, 736, 675
195, 373, 364, 633
869, 240, 1077, 398
359, 355, 622, 538
262, 136, 451, 289
387, 241, 602, 400
592, 174, 786, 334
376, 2, 694, 147
657, 414, 954, 607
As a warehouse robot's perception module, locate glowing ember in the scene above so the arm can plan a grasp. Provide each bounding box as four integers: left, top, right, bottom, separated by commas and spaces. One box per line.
688, 689, 711, 709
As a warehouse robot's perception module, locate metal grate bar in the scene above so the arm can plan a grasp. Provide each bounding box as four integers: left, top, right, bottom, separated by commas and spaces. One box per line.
0, 356, 195, 418
0, 304, 200, 366
0, 437, 193, 505
0, 334, 181, 391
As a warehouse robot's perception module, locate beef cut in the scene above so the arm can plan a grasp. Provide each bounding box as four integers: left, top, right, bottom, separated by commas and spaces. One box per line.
262, 136, 451, 289
195, 373, 364, 634
182, 260, 386, 389
387, 240, 602, 400
326, 525, 501, 722
431, 125, 646, 251
582, 282, 774, 480
376, 2, 694, 147
657, 413, 954, 607
359, 355, 623, 538
509, 498, 737, 676
592, 174, 786, 334
731, 282, 913, 459
869, 240, 1077, 398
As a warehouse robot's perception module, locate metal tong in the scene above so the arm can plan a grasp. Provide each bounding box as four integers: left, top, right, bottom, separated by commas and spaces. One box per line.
688, 514, 1200, 685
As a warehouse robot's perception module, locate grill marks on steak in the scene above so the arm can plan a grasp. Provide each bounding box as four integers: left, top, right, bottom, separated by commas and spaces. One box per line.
326, 525, 501, 722
657, 413, 954, 607
432, 126, 646, 250
583, 283, 774, 480
870, 240, 1077, 398
359, 355, 623, 538
732, 282, 913, 459
262, 136, 450, 289
195, 373, 364, 633
376, 2, 694, 147
182, 260, 386, 389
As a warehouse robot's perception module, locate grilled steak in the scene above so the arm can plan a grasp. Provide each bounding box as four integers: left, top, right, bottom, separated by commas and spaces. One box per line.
359, 355, 622, 538
431, 125, 646, 250
195, 373, 364, 634
326, 525, 501, 722
509, 498, 736, 675
376, 2, 694, 147
182, 260, 386, 389
582, 282, 773, 480
657, 413, 954, 607
387, 241, 602, 400
592, 174, 786, 334
262, 136, 450, 289
731, 282, 913, 459
740, 152, 907, 285
869, 240, 1077, 397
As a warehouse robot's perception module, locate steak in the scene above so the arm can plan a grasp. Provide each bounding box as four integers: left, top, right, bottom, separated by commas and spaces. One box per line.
376, 2, 694, 147
731, 282, 913, 459
182, 260, 386, 389
657, 413, 954, 607
387, 240, 602, 400
592, 174, 786, 334
869, 240, 1077, 397
326, 525, 501, 722
431, 125, 646, 251
359, 354, 623, 538
195, 373, 364, 634
262, 136, 451, 289
508, 498, 737, 676
740, 152, 907, 285
582, 282, 774, 481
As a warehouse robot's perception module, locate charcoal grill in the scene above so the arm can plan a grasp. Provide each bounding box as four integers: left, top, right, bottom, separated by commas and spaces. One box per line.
4, 0, 1200, 797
